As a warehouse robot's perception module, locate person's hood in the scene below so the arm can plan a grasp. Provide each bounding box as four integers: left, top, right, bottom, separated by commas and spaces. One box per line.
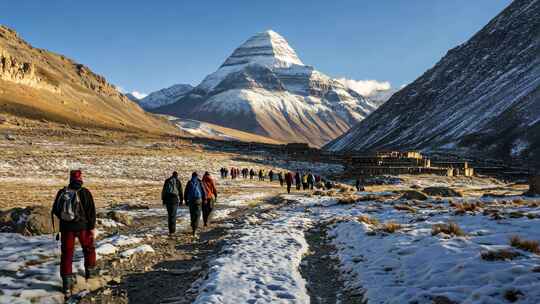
69, 180, 83, 190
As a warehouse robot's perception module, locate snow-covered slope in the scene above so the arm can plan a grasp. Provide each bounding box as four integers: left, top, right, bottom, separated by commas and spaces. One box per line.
139, 84, 193, 109
325, 0, 540, 161
154, 30, 379, 147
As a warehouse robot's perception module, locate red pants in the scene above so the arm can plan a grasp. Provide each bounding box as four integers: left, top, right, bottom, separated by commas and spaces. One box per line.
60, 230, 96, 276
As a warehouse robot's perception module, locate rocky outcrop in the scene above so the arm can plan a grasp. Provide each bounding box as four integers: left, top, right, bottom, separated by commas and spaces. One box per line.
0, 25, 178, 134
153, 30, 379, 147
139, 83, 194, 109
423, 187, 463, 197
0, 206, 58, 235
325, 0, 540, 162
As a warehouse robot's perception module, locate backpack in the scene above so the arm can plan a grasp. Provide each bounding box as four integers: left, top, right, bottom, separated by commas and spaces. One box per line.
165, 178, 179, 196
188, 179, 203, 200
53, 188, 84, 222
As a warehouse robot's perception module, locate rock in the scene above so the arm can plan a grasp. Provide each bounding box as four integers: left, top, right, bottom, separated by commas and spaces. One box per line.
108, 211, 133, 226
5, 134, 15, 141
524, 175, 540, 197
400, 190, 429, 201
0, 206, 58, 235
0, 116, 7, 124
423, 187, 463, 197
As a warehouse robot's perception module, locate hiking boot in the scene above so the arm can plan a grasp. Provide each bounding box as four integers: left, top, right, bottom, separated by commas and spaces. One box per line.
85, 267, 99, 280
62, 274, 76, 297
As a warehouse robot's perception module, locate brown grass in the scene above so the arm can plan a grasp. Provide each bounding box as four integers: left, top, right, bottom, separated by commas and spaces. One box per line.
480, 249, 522, 261
509, 235, 540, 254
357, 215, 379, 226
380, 221, 402, 233
453, 202, 482, 215
393, 204, 416, 213
337, 195, 359, 205
431, 221, 465, 237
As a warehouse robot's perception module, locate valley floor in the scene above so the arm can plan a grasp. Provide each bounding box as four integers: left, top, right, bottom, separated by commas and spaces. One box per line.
1, 135, 539, 304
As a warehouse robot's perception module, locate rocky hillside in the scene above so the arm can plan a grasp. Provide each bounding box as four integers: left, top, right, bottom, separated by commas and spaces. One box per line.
139, 84, 194, 109
325, 0, 540, 163
153, 30, 380, 147
0, 25, 178, 134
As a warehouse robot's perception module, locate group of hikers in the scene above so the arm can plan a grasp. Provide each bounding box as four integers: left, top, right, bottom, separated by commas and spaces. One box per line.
219, 167, 333, 193
49, 166, 343, 298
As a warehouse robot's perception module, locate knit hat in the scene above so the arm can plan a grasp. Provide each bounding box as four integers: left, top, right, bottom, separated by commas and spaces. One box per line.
70, 170, 83, 183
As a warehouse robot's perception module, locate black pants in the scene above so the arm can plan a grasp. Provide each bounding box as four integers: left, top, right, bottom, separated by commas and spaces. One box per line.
296, 182, 301, 190
287, 183, 292, 193
164, 202, 178, 234
188, 199, 202, 232
202, 198, 215, 226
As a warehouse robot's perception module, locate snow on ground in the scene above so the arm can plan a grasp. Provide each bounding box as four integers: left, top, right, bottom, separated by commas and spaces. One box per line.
0, 229, 153, 303
194, 205, 312, 304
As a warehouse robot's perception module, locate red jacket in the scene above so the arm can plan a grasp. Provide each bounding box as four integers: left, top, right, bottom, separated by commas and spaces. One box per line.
285, 172, 293, 184
202, 175, 217, 200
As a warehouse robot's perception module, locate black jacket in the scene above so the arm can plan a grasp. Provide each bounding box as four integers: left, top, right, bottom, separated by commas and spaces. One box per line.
162, 177, 183, 204
52, 185, 96, 232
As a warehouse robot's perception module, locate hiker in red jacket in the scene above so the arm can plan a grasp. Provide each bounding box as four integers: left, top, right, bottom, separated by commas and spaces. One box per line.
202, 172, 218, 227
285, 172, 294, 194
51, 170, 97, 299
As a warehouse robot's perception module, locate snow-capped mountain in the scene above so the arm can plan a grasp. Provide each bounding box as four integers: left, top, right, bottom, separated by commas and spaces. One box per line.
153, 30, 379, 147
325, 0, 540, 162
139, 84, 193, 109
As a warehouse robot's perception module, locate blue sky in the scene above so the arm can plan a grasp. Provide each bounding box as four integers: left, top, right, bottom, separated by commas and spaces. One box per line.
3, 0, 511, 95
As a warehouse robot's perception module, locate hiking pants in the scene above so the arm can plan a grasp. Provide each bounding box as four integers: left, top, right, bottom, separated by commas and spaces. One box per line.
296, 182, 301, 190
287, 183, 292, 194
202, 198, 215, 225
165, 202, 178, 233
60, 230, 96, 277
189, 199, 203, 232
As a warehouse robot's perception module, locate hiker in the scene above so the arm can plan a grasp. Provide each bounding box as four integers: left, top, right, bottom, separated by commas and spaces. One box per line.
302, 173, 308, 190
250, 168, 255, 179
269, 170, 274, 182
230, 167, 235, 180
307, 172, 315, 190
285, 172, 293, 193
51, 170, 97, 298
202, 172, 217, 227
161, 171, 183, 235
278, 172, 284, 187
356, 177, 365, 191
184, 172, 207, 237
295, 171, 301, 190
259, 169, 264, 181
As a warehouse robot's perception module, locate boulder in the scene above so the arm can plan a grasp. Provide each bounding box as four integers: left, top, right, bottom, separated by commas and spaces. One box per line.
108, 211, 133, 226
400, 190, 429, 201
423, 187, 463, 197
0, 116, 7, 124
0, 206, 58, 235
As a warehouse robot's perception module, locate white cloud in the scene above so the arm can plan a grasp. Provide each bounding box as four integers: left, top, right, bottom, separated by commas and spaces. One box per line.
336, 78, 392, 97
130, 91, 147, 99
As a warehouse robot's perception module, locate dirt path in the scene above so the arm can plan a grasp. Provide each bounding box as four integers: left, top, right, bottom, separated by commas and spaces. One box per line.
80, 192, 286, 304
300, 225, 365, 304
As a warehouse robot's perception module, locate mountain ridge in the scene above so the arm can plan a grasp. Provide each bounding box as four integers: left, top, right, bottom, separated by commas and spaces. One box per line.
325, 0, 540, 163
153, 30, 381, 147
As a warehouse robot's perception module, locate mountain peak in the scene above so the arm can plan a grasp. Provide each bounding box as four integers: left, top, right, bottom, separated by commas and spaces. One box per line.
221, 30, 303, 69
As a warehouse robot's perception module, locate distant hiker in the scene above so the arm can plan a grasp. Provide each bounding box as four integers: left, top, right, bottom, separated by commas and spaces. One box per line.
278, 172, 284, 187
161, 171, 183, 235
269, 170, 274, 182
51, 170, 97, 298
250, 168, 255, 180
295, 172, 301, 190
220, 168, 227, 179
185, 172, 207, 237
259, 169, 264, 181
242, 168, 248, 179
202, 172, 217, 227
307, 172, 315, 190
285, 172, 293, 193
356, 177, 365, 191
302, 174, 308, 190
230, 167, 235, 180
315, 175, 321, 183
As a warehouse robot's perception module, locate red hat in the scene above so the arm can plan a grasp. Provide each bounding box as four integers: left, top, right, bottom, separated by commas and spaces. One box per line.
70, 170, 83, 183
